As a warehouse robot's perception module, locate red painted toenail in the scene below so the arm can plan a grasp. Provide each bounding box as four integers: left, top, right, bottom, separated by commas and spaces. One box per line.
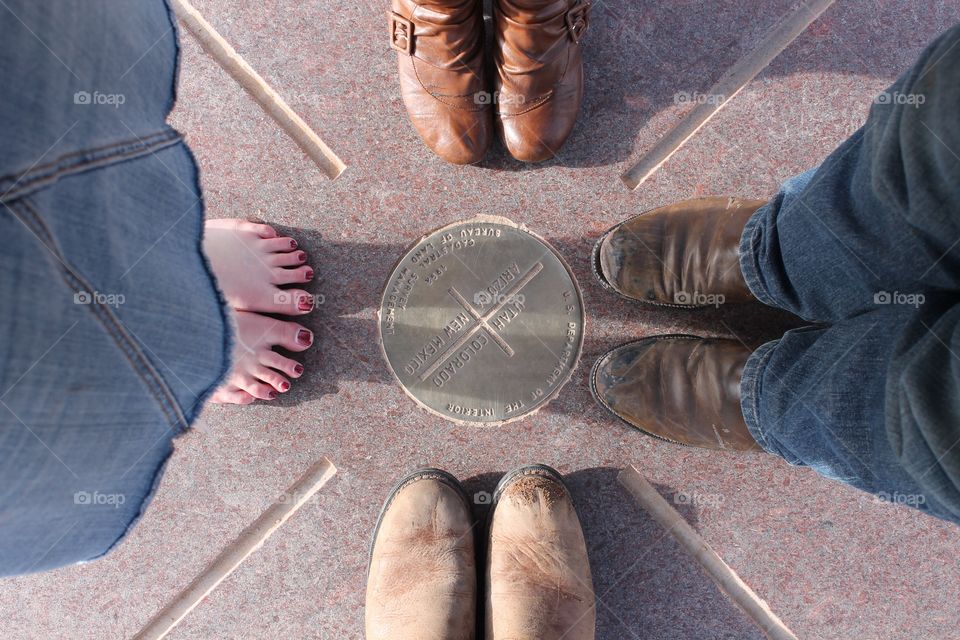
294, 364, 304, 375
268, 391, 277, 399
298, 251, 307, 263
280, 381, 290, 391
290, 239, 298, 249
305, 268, 314, 281
298, 329, 313, 345
298, 297, 313, 312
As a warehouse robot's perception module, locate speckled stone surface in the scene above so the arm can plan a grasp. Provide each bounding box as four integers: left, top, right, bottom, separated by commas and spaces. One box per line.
2, 1, 960, 639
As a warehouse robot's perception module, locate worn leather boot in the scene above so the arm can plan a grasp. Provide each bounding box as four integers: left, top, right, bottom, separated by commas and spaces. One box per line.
389, 0, 492, 164
366, 469, 477, 639
594, 197, 765, 306
486, 465, 595, 640
591, 335, 764, 451
492, 0, 591, 162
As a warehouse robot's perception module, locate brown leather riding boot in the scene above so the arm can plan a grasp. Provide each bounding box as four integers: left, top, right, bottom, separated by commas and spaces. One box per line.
389, 0, 492, 164
485, 465, 595, 640
594, 197, 765, 307
591, 335, 764, 451
492, 0, 591, 162
366, 469, 477, 639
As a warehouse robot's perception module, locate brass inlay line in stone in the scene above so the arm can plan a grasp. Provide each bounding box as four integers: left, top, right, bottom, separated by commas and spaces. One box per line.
620, 0, 836, 190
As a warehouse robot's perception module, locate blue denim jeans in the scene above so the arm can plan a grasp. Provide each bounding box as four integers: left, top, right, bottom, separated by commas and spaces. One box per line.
0, 1, 231, 575
739, 23, 960, 524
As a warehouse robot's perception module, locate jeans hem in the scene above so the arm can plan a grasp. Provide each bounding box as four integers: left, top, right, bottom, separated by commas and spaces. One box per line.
739, 338, 781, 454
739, 203, 782, 310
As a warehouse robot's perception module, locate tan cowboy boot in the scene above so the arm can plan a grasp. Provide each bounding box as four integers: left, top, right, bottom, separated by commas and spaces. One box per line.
591, 335, 764, 451
389, 0, 492, 164
492, 0, 591, 162
485, 465, 595, 640
366, 469, 477, 639
594, 197, 766, 306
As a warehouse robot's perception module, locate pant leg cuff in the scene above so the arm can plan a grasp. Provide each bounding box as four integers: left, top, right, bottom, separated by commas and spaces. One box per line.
740, 338, 781, 453
738, 204, 782, 310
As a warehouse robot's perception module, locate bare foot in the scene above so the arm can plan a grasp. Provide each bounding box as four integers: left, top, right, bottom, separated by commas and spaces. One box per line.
203, 219, 317, 405
203, 219, 315, 315
209, 311, 314, 405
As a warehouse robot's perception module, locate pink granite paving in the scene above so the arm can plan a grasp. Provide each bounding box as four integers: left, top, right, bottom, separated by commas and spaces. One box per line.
2, 1, 960, 639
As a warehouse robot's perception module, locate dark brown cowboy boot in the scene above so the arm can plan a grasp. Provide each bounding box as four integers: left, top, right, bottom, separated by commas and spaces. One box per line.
591, 336, 764, 451
390, 0, 492, 164
492, 0, 591, 162
594, 197, 765, 307
366, 469, 477, 639
485, 465, 595, 640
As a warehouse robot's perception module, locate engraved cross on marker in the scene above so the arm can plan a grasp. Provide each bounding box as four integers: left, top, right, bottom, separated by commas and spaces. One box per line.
447, 287, 516, 357
417, 261, 544, 382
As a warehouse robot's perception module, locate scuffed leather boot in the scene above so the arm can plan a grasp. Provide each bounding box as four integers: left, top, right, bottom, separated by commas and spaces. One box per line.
389, 0, 492, 164
485, 465, 595, 640
492, 0, 591, 162
594, 197, 765, 306
366, 469, 477, 639
591, 335, 764, 451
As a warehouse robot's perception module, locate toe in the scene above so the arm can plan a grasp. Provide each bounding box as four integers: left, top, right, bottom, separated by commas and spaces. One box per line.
271, 321, 314, 352
239, 221, 277, 238
238, 376, 278, 400
271, 266, 313, 285
255, 366, 290, 393
261, 237, 300, 253
271, 288, 314, 315
206, 219, 277, 239
263, 289, 314, 315
260, 351, 304, 378
270, 250, 308, 267
209, 387, 256, 405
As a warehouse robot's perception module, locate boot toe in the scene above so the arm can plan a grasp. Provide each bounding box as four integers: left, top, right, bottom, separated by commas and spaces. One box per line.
591, 340, 657, 429
487, 466, 596, 639
365, 470, 477, 639
410, 105, 492, 164
497, 69, 583, 163
498, 99, 579, 163
595, 224, 663, 302
591, 337, 763, 451
595, 197, 765, 305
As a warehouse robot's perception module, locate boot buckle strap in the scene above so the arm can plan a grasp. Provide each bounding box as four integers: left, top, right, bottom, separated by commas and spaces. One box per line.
389, 12, 414, 54
565, 0, 591, 44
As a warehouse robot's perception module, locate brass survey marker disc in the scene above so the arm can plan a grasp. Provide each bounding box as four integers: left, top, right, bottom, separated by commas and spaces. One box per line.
379, 217, 584, 425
